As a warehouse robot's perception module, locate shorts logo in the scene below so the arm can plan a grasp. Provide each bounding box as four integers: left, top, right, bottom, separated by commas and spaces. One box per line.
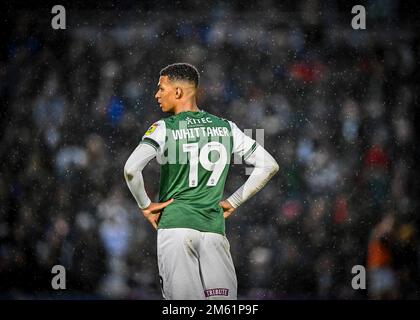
204, 288, 229, 297
145, 123, 158, 136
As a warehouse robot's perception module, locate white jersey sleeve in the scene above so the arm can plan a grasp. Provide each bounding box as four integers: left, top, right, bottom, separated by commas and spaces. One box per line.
124, 143, 157, 209
228, 120, 257, 159
227, 145, 279, 208
141, 120, 166, 152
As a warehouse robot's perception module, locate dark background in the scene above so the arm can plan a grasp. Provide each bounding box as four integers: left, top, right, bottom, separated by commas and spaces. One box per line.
0, 0, 419, 299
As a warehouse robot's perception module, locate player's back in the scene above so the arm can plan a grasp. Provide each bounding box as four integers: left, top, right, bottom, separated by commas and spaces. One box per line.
159, 110, 233, 235
141, 110, 256, 235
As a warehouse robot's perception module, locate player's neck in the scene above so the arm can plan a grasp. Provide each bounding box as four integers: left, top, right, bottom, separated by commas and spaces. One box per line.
173, 101, 200, 115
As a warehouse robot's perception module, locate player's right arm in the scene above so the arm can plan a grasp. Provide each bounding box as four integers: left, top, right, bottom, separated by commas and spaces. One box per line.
221, 121, 279, 218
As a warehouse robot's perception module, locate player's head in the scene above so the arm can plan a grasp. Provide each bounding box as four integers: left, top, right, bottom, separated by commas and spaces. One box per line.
155, 63, 200, 112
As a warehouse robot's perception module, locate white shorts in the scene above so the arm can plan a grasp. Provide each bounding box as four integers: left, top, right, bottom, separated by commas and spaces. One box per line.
157, 228, 237, 300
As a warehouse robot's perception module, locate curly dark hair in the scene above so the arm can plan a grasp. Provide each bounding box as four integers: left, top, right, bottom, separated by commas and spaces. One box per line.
160, 63, 200, 88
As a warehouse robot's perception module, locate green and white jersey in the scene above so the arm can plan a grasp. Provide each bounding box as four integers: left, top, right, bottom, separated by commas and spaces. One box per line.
140, 110, 256, 235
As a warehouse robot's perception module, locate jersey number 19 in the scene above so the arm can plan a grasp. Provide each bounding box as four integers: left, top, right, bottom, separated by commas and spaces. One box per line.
182, 142, 228, 187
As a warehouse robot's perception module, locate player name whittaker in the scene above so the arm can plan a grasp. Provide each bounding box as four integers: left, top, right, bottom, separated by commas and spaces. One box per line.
171, 126, 230, 140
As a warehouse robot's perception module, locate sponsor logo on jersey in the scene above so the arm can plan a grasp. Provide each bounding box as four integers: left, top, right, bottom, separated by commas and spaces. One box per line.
185, 117, 213, 125
145, 123, 158, 136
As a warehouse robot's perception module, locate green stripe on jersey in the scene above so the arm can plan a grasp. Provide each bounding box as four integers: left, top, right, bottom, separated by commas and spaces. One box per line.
141, 137, 159, 150
243, 141, 257, 160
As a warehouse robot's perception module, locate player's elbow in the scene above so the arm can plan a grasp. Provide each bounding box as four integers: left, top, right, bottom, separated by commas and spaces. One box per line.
261, 151, 279, 175
271, 161, 279, 175
124, 159, 135, 181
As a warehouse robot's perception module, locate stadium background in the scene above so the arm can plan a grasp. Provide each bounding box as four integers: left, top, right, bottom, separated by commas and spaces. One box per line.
0, 0, 419, 299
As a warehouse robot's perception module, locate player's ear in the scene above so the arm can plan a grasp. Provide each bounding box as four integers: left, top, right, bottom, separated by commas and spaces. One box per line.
175, 87, 182, 99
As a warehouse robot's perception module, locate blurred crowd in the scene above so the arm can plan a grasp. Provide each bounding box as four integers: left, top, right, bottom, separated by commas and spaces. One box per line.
0, 1, 419, 299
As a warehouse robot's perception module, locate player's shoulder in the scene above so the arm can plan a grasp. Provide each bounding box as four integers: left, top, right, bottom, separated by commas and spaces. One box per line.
144, 119, 166, 136
203, 110, 233, 126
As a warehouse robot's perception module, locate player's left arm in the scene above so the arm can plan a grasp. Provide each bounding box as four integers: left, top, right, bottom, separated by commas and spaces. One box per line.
124, 143, 174, 229
124, 120, 173, 229
124, 143, 156, 209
